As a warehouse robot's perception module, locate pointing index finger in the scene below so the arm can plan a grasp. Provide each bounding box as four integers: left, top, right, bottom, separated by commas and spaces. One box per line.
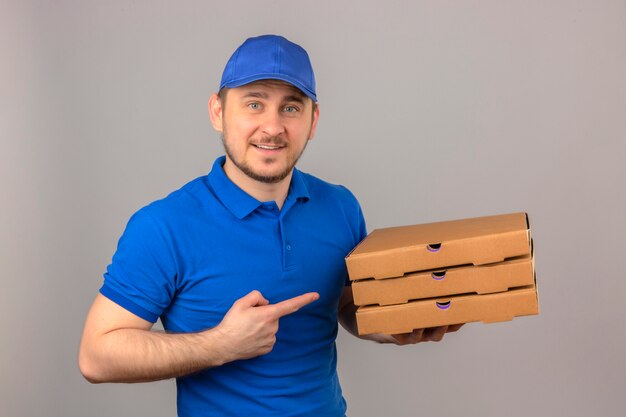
270, 292, 320, 318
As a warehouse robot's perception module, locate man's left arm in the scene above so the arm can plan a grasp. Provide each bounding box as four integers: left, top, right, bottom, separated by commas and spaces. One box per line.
337, 286, 463, 345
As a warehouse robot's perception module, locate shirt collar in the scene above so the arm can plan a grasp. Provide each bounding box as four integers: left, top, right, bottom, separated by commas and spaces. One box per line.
208, 156, 310, 219
288, 165, 311, 202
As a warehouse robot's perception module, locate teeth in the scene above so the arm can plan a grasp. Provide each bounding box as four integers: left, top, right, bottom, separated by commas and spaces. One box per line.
255, 144, 281, 150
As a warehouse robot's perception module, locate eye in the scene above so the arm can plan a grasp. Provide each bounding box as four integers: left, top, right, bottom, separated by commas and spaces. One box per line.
283, 105, 299, 113
248, 102, 261, 110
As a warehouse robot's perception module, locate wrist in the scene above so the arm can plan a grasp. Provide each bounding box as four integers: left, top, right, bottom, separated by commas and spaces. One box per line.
201, 326, 235, 366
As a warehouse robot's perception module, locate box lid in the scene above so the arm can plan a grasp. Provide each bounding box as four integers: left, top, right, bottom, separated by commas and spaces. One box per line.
346, 212, 531, 280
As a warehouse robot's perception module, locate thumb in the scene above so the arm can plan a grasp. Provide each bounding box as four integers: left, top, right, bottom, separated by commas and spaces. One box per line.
235, 290, 269, 309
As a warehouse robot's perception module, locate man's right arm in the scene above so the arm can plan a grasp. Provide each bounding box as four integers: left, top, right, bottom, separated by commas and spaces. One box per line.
78, 290, 318, 383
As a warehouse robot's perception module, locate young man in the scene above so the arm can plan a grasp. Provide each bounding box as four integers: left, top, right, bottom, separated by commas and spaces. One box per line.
79, 34, 459, 416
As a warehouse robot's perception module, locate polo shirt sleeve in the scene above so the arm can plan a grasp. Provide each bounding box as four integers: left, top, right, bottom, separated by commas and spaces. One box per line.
342, 186, 368, 286
356, 201, 367, 243
342, 185, 367, 245
100, 208, 177, 323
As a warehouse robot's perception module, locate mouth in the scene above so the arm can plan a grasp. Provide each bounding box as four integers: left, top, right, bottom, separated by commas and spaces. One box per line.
253, 144, 284, 150
252, 143, 286, 153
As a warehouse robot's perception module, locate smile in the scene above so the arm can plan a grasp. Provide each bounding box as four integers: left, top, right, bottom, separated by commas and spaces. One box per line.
253, 144, 285, 150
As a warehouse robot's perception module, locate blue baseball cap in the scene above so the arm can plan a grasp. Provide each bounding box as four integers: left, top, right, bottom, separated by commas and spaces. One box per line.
219, 35, 317, 102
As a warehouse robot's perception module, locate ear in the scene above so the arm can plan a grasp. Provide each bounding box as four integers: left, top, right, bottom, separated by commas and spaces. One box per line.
208, 93, 224, 132
308, 102, 320, 140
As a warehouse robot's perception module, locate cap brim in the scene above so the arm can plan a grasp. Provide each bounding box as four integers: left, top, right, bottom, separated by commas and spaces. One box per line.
221, 73, 317, 102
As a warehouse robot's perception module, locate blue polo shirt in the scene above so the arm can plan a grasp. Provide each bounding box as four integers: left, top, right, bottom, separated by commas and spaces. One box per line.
100, 156, 366, 417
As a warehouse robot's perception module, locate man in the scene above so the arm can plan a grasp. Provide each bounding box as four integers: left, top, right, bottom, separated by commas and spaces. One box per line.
79, 34, 460, 416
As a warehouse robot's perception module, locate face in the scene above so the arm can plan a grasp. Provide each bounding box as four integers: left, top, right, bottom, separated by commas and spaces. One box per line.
209, 80, 319, 184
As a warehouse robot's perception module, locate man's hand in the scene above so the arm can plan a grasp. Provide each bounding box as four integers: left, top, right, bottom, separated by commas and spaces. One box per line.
369, 324, 464, 345
215, 290, 320, 361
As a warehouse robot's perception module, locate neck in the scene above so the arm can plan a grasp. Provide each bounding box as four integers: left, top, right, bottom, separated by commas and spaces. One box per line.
222, 158, 292, 209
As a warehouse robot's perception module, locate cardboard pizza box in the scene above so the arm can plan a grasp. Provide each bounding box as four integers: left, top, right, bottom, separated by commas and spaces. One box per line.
352, 254, 534, 307
346, 212, 531, 280
355, 285, 539, 335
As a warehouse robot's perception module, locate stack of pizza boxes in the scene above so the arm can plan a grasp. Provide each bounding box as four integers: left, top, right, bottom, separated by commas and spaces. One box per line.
345, 212, 539, 335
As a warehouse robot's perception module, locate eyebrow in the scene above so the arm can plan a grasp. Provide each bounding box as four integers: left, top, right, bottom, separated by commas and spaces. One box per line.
241, 91, 269, 100
283, 94, 306, 104
240, 91, 307, 104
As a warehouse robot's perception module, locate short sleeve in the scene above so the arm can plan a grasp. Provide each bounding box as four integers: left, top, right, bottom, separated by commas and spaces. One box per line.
340, 186, 368, 286
100, 208, 178, 323
355, 201, 367, 243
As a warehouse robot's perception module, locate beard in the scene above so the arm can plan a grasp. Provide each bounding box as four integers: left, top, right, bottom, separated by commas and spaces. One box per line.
221, 134, 309, 184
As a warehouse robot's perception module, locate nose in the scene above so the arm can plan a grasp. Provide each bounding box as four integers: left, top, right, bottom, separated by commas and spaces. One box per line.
260, 110, 285, 138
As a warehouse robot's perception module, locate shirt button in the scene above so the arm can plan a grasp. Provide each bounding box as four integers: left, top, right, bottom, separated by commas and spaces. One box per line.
286, 244, 292, 251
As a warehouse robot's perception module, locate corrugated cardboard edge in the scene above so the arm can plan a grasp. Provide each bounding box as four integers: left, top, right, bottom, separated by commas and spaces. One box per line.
531, 237, 540, 315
